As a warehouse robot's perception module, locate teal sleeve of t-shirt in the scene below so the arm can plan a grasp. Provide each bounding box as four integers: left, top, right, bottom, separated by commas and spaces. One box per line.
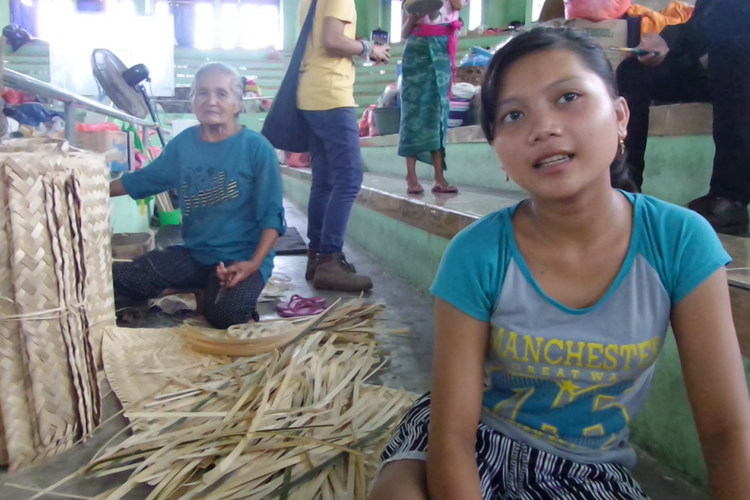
668, 209, 732, 304
631, 193, 733, 305
121, 138, 178, 200
252, 138, 287, 237
429, 212, 508, 322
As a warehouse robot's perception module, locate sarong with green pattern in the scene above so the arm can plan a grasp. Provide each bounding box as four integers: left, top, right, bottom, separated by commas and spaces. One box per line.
398, 33, 451, 168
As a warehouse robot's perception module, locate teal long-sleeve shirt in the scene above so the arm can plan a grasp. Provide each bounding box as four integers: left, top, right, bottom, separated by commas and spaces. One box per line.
121, 126, 286, 282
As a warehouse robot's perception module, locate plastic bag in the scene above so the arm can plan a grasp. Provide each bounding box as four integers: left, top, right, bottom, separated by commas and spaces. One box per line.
359, 105, 378, 137
565, 0, 631, 22
377, 84, 399, 108
285, 152, 311, 168
459, 47, 492, 68
77, 122, 122, 132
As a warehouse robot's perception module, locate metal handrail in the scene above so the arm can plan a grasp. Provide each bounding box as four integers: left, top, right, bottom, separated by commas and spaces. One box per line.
2, 68, 156, 145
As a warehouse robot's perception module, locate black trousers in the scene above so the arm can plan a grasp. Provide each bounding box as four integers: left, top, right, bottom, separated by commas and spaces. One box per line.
113, 246, 264, 330
617, 38, 750, 205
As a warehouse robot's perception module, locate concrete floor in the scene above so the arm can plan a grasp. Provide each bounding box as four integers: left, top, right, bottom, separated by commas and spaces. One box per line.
0, 201, 705, 499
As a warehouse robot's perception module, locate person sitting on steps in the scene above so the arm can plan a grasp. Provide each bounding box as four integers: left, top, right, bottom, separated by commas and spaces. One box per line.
617, 0, 750, 234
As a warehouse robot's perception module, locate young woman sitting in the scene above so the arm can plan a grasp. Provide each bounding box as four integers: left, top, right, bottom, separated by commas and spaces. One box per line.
369, 27, 750, 500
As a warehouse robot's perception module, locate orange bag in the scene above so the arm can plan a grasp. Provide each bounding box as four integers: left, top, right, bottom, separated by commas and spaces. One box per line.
565, 0, 631, 22
628, 2, 694, 35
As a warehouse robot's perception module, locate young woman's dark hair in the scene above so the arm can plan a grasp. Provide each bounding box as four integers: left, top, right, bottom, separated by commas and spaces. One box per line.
481, 27, 637, 192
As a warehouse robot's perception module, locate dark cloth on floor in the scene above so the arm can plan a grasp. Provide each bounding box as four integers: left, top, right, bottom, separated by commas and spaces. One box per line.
302, 107, 363, 255
381, 393, 649, 500
618, 0, 750, 204
113, 246, 264, 330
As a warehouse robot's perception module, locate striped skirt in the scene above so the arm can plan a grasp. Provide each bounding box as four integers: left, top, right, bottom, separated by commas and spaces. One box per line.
381, 393, 650, 500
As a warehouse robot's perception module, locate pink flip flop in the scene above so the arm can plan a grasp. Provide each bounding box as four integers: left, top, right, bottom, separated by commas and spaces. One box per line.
276, 295, 328, 318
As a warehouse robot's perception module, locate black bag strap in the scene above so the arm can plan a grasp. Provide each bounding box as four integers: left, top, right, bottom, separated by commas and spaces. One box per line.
290, 0, 320, 66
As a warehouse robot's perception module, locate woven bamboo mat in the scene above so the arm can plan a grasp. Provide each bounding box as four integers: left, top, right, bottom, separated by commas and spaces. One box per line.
0, 155, 34, 468
72, 152, 116, 363
102, 326, 224, 414
0, 141, 109, 469
5, 159, 80, 460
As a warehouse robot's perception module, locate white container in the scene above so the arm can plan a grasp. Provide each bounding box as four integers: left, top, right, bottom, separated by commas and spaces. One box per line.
171, 119, 200, 139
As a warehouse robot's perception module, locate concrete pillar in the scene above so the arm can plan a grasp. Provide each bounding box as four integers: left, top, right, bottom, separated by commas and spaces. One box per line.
382, 0, 391, 37
282, 0, 301, 51
483, 0, 526, 28
355, 0, 381, 39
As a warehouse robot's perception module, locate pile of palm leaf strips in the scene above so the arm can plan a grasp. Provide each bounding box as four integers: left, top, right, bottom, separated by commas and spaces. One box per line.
40, 298, 418, 499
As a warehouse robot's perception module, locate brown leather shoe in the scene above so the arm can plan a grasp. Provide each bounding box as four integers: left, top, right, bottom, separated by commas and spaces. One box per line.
313, 253, 372, 292
687, 194, 749, 235
305, 249, 319, 281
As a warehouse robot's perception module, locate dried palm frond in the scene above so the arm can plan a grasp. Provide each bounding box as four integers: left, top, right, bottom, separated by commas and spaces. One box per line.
30, 298, 417, 499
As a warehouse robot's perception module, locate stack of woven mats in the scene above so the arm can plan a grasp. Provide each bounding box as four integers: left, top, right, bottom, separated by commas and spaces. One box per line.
0, 138, 115, 469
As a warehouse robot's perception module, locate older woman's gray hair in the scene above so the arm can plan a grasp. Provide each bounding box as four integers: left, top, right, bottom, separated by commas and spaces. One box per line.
190, 62, 245, 116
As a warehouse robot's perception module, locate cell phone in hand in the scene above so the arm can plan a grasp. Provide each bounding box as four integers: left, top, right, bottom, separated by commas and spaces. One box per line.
609, 47, 661, 57
371, 29, 389, 46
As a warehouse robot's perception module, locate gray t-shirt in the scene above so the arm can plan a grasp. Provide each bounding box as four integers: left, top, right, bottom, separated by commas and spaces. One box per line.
431, 192, 730, 467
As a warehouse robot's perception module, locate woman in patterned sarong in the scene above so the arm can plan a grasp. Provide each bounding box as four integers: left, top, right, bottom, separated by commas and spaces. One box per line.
399, 0, 468, 194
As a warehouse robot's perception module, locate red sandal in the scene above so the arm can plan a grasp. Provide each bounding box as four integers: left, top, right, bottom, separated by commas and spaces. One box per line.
432, 184, 459, 194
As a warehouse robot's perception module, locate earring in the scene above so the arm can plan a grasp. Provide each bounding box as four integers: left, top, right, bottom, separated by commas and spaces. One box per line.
505, 172, 510, 183
619, 138, 626, 156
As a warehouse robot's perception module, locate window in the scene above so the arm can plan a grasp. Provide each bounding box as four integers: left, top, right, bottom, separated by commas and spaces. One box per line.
390, 0, 402, 44
469, 0, 482, 29
531, 0, 545, 22
221, 3, 239, 49
38, 0, 75, 41
193, 2, 282, 50
154, 0, 169, 18
239, 4, 282, 50
194, 3, 215, 50
106, 0, 135, 16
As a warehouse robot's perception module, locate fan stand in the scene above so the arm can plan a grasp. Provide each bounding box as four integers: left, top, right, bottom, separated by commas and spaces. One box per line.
135, 84, 165, 146
122, 63, 166, 147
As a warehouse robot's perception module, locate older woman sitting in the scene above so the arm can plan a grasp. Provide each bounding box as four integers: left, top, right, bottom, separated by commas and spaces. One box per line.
110, 62, 286, 329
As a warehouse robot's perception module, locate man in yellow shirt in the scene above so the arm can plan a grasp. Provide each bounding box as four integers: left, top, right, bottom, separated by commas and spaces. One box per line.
298, 0, 389, 293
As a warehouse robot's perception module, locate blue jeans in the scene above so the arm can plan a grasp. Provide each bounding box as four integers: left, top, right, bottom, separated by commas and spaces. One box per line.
302, 108, 363, 255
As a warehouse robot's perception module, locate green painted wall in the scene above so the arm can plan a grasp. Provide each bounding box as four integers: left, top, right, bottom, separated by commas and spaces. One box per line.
282, 0, 301, 51
360, 135, 717, 208
0, 0, 9, 30
282, 174, 450, 293
484, 0, 527, 27
355, 0, 384, 39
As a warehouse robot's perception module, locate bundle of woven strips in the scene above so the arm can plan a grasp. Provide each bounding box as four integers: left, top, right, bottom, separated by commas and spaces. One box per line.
35, 298, 418, 499
0, 138, 115, 469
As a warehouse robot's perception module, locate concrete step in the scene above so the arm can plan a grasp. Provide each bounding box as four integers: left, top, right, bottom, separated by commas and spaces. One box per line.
281, 166, 750, 497
359, 102, 718, 209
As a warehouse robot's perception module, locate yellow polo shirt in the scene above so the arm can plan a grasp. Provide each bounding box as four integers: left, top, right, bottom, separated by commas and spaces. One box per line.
297, 0, 357, 111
